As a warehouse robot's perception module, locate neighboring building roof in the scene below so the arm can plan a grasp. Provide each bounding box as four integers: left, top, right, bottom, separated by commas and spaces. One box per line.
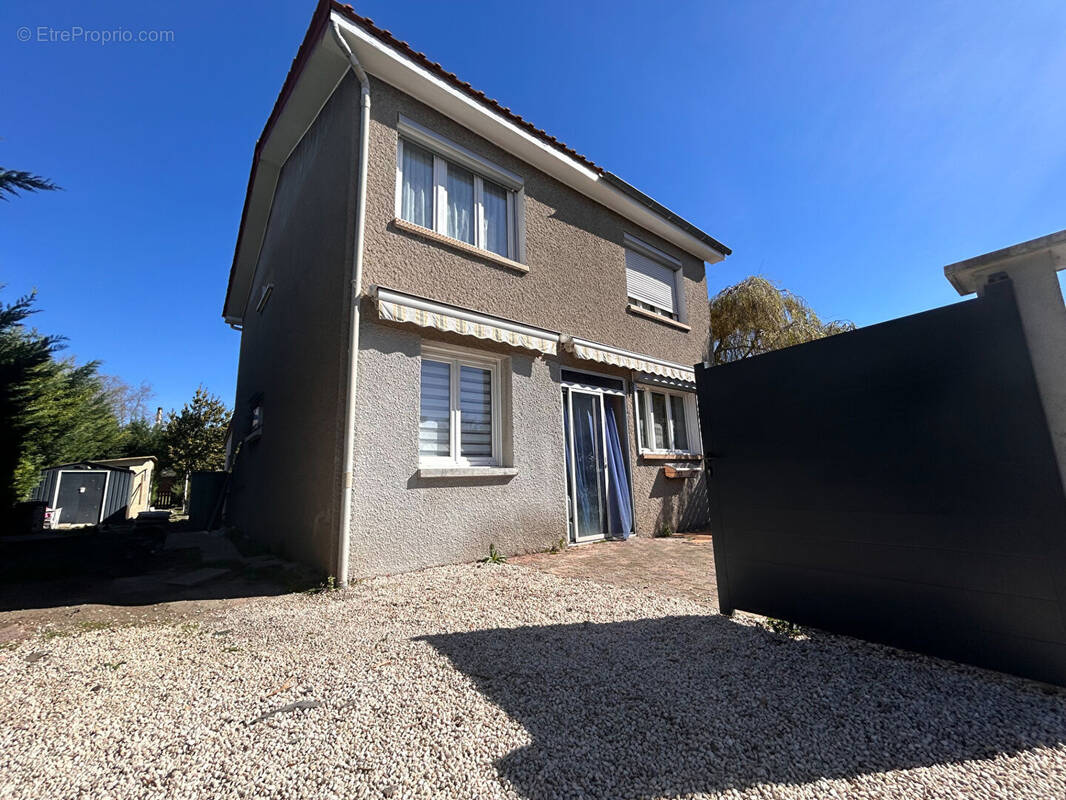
40, 461, 134, 472
945, 229, 1066, 295
224, 0, 731, 321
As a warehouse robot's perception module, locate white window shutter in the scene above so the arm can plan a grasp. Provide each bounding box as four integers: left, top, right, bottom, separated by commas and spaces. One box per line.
625, 248, 677, 313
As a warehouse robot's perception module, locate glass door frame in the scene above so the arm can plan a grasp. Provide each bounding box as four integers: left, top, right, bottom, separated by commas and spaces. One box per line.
560, 370, 636, 544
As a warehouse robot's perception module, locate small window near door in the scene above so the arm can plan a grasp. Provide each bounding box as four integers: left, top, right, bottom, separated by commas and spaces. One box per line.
419, 344, 502, 466
635, 387, 700, 455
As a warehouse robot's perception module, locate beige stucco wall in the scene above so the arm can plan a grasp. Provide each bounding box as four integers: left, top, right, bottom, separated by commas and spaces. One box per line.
230, 74, 714, 577
227, 75, 359, 573
346, 77, 713, 563
347, 319, 710, 576
349, 318, 568, 578
359, 77, 711, 367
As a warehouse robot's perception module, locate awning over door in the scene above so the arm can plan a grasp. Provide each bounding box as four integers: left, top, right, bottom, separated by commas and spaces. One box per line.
563, 336, 697, 383
633, 371, 698, 392
374, 287, 560, 356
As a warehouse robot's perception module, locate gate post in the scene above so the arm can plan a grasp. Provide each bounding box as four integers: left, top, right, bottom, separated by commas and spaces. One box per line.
945, 230, 1066, 495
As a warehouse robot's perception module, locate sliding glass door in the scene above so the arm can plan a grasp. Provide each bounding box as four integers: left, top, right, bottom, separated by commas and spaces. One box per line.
562, 376, 634, 543
567, 389, 607, 541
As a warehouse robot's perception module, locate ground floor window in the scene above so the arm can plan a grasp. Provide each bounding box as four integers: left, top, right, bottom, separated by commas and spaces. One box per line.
419, 343, 501, 467
635, 386, 701, 455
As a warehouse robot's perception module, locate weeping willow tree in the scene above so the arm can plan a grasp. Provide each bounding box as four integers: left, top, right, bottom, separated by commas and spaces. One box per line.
709, 276, 855, 365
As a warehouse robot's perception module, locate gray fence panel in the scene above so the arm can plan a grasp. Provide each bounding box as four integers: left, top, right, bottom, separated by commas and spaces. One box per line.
696, 278, 1066, 685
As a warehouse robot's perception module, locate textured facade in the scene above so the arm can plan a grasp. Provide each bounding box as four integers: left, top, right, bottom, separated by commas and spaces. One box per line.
227, 76, 358, 570
225, 12, 724, 578
349, 319, 568, 578
360, 78, 711, 367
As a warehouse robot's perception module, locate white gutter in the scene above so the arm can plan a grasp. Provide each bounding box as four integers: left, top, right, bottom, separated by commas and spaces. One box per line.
331, 19, 370, 586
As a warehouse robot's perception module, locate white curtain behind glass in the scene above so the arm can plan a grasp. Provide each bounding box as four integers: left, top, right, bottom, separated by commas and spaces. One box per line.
401, 141, 434, 228
482, 180, 508, 256
446, 164, 475, 244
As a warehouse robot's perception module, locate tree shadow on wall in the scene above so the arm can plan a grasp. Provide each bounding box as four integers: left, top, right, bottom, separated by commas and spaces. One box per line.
648, 468, 712, 533
419, 615, 1066, 799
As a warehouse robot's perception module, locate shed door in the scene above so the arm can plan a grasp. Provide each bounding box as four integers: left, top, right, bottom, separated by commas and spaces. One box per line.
55, 472, 107, 525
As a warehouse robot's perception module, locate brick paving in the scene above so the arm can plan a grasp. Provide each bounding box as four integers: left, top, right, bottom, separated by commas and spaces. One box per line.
511, 534, 718, 608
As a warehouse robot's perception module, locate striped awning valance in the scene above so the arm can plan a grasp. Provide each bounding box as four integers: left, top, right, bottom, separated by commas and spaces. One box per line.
564, 337, 696, 383
375, 287, 559, 356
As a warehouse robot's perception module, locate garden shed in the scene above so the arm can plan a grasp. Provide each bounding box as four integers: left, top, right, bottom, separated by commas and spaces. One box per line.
29, 460, 148, 526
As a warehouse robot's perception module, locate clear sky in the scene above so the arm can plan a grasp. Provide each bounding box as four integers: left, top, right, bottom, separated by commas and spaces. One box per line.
3, 0, 1065, 415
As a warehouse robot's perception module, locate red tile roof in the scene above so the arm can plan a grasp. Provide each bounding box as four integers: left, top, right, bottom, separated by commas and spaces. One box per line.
225, 0, 728, 317
331, 3, 604, 174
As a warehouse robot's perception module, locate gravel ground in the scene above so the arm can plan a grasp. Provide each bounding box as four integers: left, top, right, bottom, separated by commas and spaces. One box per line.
2, 563, 1065, 800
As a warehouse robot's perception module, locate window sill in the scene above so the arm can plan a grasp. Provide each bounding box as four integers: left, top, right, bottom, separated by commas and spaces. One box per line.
391, 217, 529, 275
626, 303, 691, 332
663, 464, 702, 479
639, 452, 702, 462
243, 429, 262, 444
417, 466, 518, 479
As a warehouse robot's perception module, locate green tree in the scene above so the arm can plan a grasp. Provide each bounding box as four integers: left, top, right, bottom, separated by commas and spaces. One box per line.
709, 276, 855, 365
14, 358, 124, 497
0, 292, 63, 510
116, 417, 166, 461
0, 290, 124, 505
0, 167, 60, 200
162, 387, 230, 486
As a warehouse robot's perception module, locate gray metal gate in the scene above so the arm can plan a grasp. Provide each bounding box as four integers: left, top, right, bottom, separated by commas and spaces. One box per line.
696, 278, 1066, 685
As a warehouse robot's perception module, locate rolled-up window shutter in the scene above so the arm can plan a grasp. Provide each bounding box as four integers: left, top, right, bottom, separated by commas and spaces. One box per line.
625, 248, 677, 313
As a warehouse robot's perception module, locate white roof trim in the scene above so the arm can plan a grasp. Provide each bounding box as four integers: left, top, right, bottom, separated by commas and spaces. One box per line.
331, 14, 726, 264
228, 14, 727, 322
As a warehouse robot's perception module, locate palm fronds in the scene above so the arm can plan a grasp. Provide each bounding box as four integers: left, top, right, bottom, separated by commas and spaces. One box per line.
0, 168, 61, 200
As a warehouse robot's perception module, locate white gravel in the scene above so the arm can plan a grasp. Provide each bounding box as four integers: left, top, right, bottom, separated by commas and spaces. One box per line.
2, 562, 1065, 799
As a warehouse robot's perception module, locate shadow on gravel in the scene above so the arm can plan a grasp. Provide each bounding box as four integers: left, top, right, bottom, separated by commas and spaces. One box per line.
0, 528, 317, 615
420, 615, 1066, 799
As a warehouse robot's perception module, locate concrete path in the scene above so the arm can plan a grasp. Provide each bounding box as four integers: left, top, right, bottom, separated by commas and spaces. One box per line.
511, 534, 718, 608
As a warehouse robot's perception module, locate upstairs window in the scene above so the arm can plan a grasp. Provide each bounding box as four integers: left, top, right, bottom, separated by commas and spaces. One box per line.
624, 234, 683, 322
396, 116, 523, 262
634, 387, 700, 455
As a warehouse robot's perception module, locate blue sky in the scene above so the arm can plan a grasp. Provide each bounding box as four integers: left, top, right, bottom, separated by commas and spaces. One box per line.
3, 0, 1065, 415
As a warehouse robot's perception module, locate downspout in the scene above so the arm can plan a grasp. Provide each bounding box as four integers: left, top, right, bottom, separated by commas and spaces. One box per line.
331, 19, 370, 586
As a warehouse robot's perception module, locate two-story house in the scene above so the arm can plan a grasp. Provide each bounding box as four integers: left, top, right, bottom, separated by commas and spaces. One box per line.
222, 1, 731, 582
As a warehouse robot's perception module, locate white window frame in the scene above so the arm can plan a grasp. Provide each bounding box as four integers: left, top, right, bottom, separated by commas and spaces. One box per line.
624, 233, 686, 323
395, 117, 524, 262
419, 342, 503, 468
634, 385, 702, 455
